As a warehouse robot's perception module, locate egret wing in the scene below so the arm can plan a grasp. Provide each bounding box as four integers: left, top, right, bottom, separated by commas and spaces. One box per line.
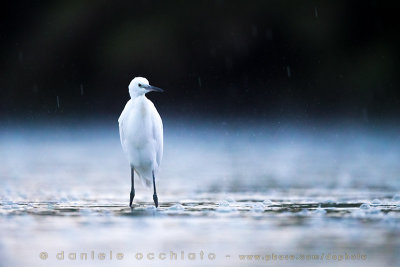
151, 105, 163, 169
118, 100, 131, 153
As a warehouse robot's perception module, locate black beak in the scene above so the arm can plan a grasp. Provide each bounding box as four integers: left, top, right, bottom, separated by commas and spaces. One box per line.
146, 85, 164, 92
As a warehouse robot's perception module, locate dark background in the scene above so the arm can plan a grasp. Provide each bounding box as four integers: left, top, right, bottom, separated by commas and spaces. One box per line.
1, 0, 399, 123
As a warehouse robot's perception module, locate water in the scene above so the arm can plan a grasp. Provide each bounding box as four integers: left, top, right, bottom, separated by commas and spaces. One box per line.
1, 119, 400, 266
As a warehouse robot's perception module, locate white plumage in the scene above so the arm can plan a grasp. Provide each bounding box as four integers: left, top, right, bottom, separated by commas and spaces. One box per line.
118, 77, 164, 207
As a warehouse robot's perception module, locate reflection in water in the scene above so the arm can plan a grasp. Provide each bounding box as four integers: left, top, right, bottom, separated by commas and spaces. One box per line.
0, 119, 399, 266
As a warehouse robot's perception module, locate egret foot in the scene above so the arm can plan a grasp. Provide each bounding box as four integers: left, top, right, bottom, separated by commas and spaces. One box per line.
153, 193, 158, 208
129, 189, 135, 207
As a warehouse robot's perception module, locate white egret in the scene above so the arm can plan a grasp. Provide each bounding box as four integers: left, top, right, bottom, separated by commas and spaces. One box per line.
118, 77, 164, 207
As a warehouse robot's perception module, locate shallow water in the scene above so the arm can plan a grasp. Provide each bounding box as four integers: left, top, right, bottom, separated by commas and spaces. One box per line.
1, 120, 400, 266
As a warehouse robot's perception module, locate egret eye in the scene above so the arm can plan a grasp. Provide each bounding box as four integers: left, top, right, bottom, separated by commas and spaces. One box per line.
138, 83, 142, 87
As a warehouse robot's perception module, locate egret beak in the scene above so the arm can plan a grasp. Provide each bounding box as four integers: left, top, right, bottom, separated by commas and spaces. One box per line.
146, 85, 164, 93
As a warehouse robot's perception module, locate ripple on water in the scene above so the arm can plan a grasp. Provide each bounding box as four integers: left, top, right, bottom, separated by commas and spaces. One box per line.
1, 195, 400, 221
263, 199, 274, 206
313, 206, 327, 215
215, 206, 238, 213
392, 194, 400, 202
168, 204, 184, 211
360, 203, 371, 209
224, 196, 235, 203
371, 199, 382, 205
218, 200, 230, 207
252, 203, 265, 212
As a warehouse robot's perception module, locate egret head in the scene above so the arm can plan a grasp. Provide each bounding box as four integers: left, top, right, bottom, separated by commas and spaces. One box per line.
128, 77, 164, 98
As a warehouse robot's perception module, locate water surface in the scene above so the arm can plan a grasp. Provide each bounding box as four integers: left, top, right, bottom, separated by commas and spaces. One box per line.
1, 120, 399, 266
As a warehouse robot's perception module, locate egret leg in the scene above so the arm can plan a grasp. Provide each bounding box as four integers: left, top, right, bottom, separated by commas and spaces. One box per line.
152, 171, 158, 208
129, 167, 135, 207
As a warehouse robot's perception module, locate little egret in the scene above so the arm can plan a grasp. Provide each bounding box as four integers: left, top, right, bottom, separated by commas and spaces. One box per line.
118, 77, 164, 207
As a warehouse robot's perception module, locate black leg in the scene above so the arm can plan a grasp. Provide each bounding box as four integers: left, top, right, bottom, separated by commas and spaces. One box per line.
129, 167, 135, 207
152, 171, 158, 208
